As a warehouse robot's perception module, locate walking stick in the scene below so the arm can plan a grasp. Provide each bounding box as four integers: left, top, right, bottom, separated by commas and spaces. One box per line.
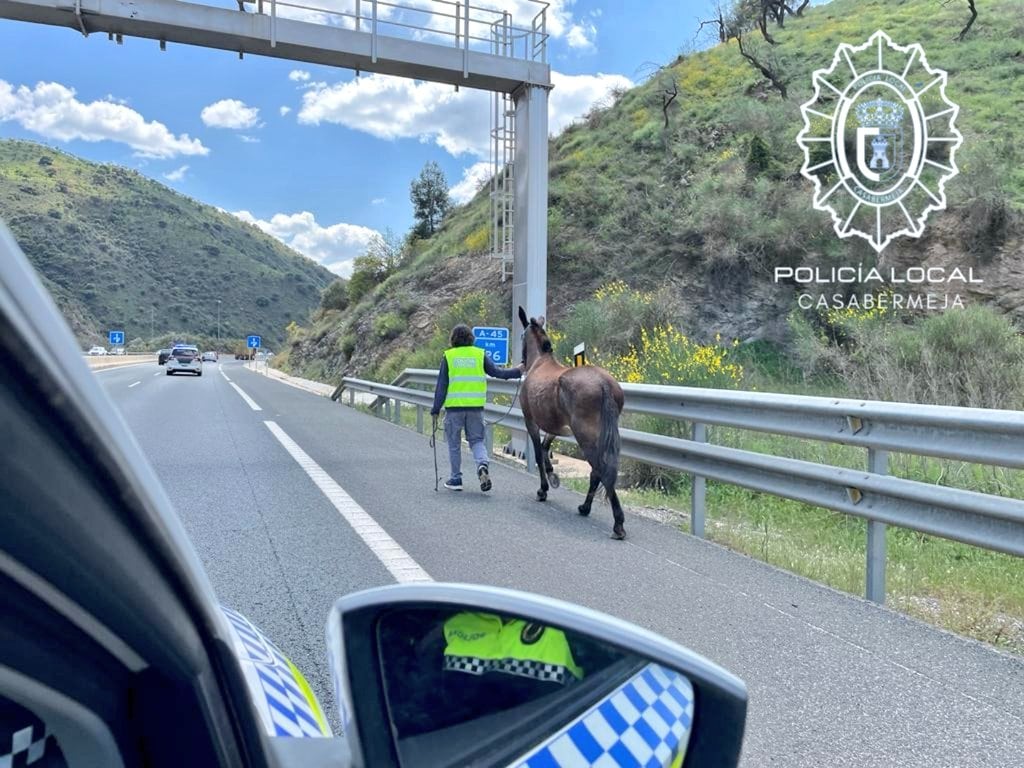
430, 414, 439, 492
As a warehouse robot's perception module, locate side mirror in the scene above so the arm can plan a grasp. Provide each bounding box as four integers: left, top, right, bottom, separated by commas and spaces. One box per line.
327, 583, 747, 767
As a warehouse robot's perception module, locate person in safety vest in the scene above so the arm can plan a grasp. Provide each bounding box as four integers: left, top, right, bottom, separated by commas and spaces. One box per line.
442, 612, 583, 685
430, 324, 522, 492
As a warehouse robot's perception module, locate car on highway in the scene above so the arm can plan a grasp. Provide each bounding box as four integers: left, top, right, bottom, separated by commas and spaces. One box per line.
157, 348, 173, 365
1, 224, 748, 767
202, 350, 218, 363
87, 345, 107, 355
166, 345, 203, 376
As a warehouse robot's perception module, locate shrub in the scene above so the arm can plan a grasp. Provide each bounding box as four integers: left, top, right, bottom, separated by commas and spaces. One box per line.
789, 305, 1024, 410
320, 279, 349, 311
373, 312, 405, 341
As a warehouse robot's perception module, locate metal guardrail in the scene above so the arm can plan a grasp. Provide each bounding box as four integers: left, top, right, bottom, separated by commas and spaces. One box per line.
249, 0, 549, 64
334, 369, 1024, 604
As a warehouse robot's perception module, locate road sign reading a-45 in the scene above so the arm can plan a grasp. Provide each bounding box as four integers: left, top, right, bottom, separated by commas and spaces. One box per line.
472, 326, 510, 366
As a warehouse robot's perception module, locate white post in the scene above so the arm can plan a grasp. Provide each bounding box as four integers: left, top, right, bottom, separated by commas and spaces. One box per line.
511, 84, 548, 324
508, 84, 549, 462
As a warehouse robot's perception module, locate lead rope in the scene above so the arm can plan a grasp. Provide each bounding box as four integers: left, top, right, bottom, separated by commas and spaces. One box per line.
430, 414, 440, 492
484, 377, 523, 428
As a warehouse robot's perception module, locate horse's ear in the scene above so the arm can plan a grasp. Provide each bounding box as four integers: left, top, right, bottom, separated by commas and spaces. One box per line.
536, 315, 546, 329
517, 306, 528, 328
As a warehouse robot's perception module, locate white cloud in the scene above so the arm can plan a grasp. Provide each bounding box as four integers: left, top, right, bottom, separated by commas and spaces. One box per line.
566, 22, 597, 51
163, 165, 189, 182
232, 210, 379, 277
0, 80, 208, 159
289, 69, 311, 82
450, 161, 492, 205
279, 106, 292, 116
200, 99, 260, 129
371, 197, 387, 205
297, 70, 632, 158
239, 134, 260, 143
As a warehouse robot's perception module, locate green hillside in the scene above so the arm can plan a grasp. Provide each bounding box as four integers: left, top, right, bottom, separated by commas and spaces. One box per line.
278, 0, 1023, 383
0, 139, 334, 348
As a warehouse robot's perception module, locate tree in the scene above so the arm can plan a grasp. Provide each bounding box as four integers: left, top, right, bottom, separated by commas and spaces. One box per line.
320, 279, 350, 312
410, 161, 451, 238
952, 0, 978, 41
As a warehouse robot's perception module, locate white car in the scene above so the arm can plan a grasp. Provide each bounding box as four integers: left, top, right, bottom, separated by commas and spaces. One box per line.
87, 345, 107, 356
165, 345, 203, 376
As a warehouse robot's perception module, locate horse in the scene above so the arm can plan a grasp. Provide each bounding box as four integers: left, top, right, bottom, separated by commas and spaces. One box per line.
516, 306, 628, 539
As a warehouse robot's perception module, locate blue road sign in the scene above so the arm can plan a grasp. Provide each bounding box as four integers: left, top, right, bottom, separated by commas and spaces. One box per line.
108, 330, 124, 346
473, 326, 510, 366
247, 335, 262, 349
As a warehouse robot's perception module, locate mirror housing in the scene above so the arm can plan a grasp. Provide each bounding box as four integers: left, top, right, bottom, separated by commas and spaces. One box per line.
327, 583, 747, 767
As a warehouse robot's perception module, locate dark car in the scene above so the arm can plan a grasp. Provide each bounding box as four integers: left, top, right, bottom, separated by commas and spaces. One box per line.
157, 348, 173, 365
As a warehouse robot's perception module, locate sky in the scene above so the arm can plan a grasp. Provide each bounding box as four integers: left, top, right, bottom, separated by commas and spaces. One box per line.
0, 0, 723, 276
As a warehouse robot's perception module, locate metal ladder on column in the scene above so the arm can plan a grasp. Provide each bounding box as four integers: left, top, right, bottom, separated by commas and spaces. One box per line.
490, 14, 515, 282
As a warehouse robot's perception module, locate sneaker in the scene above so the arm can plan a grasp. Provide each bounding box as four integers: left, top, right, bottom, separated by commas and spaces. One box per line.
478, 465, 491, 492
444, 478, 463, 491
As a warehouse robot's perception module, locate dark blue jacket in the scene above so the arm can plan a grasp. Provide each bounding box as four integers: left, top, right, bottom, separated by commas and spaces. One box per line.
431, 348, 522, 415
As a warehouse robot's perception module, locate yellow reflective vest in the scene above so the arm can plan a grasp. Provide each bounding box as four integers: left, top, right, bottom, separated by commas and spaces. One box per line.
442, 612, 583, 684
443, 346, 487, 409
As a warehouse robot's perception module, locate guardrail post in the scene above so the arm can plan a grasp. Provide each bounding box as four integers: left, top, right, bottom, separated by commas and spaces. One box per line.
866, 447, 889, 604
416, 405, 424, 434
393, 398, 402, 424
348, 389, 355, 406
691, 422, 707, 538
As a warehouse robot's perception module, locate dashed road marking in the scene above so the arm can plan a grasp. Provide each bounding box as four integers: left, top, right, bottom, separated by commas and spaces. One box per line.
230, 382, 262, 411
264, 420, 432, 584
153, 372, 161, 377
129, 381, 141, 388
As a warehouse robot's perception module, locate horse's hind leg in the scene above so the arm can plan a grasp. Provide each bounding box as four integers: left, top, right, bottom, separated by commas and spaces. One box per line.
606, 487, 622, 540
541, 435, 559, 488
527, 422, 549, 501
577, 471, 600, 516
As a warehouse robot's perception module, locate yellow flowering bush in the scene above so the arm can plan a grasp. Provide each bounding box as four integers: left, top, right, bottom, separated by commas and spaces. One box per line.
604, 324, 743, 388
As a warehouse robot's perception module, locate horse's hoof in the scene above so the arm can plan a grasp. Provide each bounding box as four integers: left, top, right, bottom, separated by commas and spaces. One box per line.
549, 473, 560, 489
536, 490, 547, 502
577, 505, 591, 517
611, 529, 626, 540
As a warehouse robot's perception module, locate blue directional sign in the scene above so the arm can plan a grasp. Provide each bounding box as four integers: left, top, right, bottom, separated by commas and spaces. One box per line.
473, 326, 510, 366
247, 335, 262, 349
108, 330, 124, 346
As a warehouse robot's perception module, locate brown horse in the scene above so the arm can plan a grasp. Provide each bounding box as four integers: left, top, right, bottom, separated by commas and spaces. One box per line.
517, 306, 627, 539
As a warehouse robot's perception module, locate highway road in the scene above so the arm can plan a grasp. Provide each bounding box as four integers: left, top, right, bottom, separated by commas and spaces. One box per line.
95, 359, 1024, 767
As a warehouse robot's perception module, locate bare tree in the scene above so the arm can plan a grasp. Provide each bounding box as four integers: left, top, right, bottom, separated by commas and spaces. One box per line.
736, 32, 788, 98
660, 75, 679, 128
695, 3, 728, 44
953, 0, 978, 41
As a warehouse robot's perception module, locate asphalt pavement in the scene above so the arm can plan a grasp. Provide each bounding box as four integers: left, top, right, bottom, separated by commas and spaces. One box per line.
96, 360, 1024, 767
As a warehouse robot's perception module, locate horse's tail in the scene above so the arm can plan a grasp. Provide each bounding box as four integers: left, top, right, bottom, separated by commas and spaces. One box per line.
596, 381, 621, 486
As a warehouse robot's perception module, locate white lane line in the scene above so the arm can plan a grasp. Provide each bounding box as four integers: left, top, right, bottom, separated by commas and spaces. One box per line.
264, 420, 432, 584
220, 369, 232, 382
153, 372, 161, 377
230, 382, 262, 411
129, 381, 141, 388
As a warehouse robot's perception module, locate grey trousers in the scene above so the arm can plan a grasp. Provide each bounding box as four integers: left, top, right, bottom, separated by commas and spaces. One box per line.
444, 410, 488, 480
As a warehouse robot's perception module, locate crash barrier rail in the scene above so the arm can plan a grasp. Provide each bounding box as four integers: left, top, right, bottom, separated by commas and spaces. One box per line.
333, 369, 1024, 604
84, 354, 157, 369
244, 0, 549, 64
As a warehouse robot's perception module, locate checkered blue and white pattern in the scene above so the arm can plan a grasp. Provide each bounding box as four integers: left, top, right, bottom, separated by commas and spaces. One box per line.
512, 663, 695, 768
220, 605, 331, 739
0, 722, 51, 767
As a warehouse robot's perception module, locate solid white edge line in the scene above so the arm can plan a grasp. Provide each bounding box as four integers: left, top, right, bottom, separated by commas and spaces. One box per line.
129, 381, 140, 388
263, 420, 432, 584
220, 369, 232, 382
230, 382, 262, 411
